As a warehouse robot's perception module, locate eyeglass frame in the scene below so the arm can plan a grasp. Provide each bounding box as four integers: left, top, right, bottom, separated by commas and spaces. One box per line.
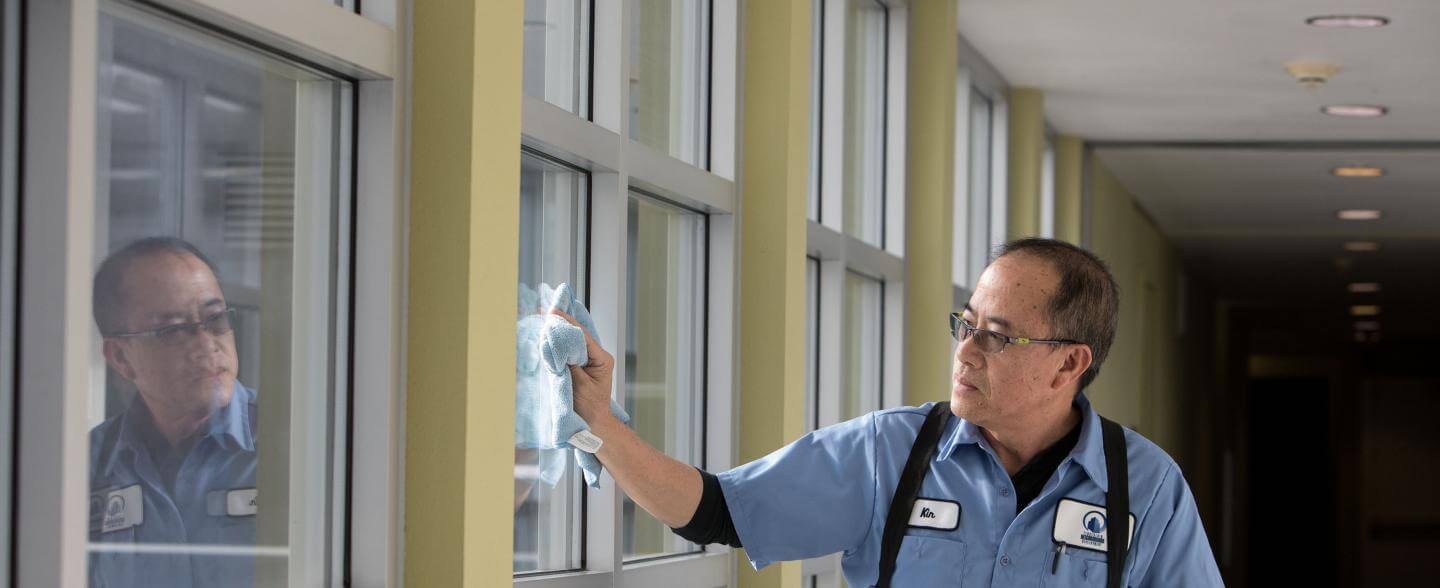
103, 307, 239, 345
950, 312, 1082, 354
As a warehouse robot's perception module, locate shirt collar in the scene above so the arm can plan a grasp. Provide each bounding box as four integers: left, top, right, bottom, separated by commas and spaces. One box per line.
936, 392, 1111, 491
119, 381, 256, 454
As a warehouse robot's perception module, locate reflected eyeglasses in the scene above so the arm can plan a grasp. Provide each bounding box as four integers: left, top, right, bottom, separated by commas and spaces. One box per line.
106, 307, 238, 346
949, 312, 1081, 354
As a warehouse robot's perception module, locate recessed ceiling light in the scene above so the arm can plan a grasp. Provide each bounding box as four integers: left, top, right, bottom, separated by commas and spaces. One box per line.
1343, 240, 1380, 252
1348, 282, 1381, 294
1351, 304, 1381, 317
1354, 320, 1381, 331
1322, 104, 1388, 118
1337, 209, 1382, 221
1306, 15, 1390, 28
1332, 166, 1384, 178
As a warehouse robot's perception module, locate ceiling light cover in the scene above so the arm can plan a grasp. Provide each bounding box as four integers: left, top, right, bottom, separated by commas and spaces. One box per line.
1348, 282, 1381, 294
1354, 320, 1381, 331
1343, 241, 1380, 252
1332, 166, 1384, 178
1306, 15, 1390, 28
1322, 104, 1388, 118
1350, 305, 1381, 317
1337, 209, 1382, 221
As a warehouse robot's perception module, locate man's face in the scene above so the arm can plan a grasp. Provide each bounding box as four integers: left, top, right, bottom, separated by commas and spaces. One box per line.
951, 253, 1070, 428
103, 252, 238, 420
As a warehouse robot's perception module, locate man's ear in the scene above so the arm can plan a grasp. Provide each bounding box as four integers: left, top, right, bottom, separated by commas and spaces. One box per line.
103, 338, 138, 381
1051, 344, 1093, 391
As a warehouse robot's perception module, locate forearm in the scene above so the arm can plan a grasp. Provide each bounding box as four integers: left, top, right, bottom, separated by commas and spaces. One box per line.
588, 413, 703, 528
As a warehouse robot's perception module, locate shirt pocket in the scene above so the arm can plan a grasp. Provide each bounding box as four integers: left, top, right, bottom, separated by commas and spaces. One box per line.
1042, 547, 1110, 587
888, 534, 968, 587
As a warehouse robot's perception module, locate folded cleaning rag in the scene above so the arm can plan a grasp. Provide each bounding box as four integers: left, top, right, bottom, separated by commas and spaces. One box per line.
515, 282, 630, 488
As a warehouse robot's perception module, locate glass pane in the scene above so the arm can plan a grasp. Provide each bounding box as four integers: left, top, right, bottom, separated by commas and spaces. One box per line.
524, 0, 591, 117
91, 5, 348, 586
1040, 141, 1056, 238
513, 151, 587, 573
841, 271, 882, 421
623, 193, 706, 560
0, 0, 15, 582
967, 89, 992, 288
628, 0, 710, 166
842, 0, 886, 246
805, 257, 819, 431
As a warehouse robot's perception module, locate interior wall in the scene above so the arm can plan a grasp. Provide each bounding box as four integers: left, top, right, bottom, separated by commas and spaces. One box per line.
1084, 153, 1186, 461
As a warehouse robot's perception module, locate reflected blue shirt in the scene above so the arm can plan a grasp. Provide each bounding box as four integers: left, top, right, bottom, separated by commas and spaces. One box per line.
717, 394, 1224, 586
88, 382, 259, 588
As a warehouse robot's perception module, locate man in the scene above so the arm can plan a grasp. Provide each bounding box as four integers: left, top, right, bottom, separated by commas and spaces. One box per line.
561, 238, 1223, 586
89, 237, 258, 588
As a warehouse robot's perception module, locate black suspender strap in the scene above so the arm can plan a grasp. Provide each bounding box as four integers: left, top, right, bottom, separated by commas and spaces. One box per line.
1099, 416, 1130, 588
873, 403, 950, 588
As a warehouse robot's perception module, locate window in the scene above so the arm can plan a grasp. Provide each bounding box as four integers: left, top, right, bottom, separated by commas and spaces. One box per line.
524, 0, 591, 117
622, 192, 707, 561
629, 0, 710, 167
841, 271, 883, 421
17, 0, 399, 584
514, 150, 589, 574
841, 0, 886, 247
87, 4, 350, 585
805, 2, 906, 584
964, 88, 993, 288
517, 1, 738, 585
1040, 137, 1056, 239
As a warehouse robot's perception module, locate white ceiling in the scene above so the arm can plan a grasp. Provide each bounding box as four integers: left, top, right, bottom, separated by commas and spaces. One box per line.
955, 1, 1440, 338
956, 0, 1440, 141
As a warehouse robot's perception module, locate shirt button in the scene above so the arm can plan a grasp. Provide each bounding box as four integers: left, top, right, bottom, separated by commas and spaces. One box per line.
1000, 488, 1011, 497
1000, 555, 1012, 567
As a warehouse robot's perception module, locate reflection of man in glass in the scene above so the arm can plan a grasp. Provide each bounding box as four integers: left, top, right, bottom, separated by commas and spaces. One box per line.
89, 237, 257, 587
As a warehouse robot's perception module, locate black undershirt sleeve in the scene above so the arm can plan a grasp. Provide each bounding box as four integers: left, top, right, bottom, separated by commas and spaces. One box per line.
670, 467, 743, 548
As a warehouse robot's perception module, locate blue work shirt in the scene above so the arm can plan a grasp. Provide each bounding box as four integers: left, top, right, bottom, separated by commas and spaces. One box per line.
717, 394, 1224, 586
88, 382, 259, 588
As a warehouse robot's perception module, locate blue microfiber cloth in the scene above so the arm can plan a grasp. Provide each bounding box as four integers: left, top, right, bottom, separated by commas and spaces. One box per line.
515, 282, 630, 488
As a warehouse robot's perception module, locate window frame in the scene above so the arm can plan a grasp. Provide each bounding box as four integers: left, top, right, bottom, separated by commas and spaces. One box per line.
14, 0, 402, 586
803, 0, 909, 584
516, 0, 740, 586
0, 0, 18, 583
952, 33, 1008, 308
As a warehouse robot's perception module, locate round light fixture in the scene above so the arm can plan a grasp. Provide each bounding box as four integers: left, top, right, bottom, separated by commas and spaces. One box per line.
1322, 104, 1388, 118
1332, 166, 1384, 178
1306, 15, 1390, 28
1343, 240, 1380, 252
1337, 209, 1382, 221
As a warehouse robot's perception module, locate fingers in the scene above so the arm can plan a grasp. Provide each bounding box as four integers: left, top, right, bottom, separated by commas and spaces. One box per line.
547, 309, 611, 368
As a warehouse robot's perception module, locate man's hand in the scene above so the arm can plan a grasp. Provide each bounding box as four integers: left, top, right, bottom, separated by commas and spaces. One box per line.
548, 309, 616, 425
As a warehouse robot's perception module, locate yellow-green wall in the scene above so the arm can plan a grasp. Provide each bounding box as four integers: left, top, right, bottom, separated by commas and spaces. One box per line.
1006, 88, 1044, 239
1084, 154, 1186, 459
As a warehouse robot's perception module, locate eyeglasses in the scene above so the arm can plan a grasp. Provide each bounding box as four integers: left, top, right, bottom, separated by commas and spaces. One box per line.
106, 308, 238, 346
950, 312, 1081, 354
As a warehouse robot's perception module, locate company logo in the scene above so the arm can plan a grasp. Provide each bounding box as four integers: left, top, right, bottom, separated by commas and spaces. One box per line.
1083, 511, 1107, 533
106, 495, 126, 518
1080, 510, 1107, 546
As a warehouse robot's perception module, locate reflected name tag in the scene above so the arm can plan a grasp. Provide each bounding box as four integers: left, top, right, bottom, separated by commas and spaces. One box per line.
569, 430, 603, 453
907, 498, 960, 531
100, 484, 144, 534
1053, 498, 1134, 553
209, 488, 258, 517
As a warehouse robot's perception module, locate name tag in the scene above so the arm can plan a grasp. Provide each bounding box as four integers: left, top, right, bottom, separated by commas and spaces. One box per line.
96, 484, 144, 534
907, 498, 960, 531
208, 488, 258, 517
1052, 498, 1134, 553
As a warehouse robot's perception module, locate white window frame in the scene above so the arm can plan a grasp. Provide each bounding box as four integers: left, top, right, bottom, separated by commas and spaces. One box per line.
15, 0, 403, 586
516, 0, 740, 586
0, 0, 19, 583
804, 0, 908, 584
